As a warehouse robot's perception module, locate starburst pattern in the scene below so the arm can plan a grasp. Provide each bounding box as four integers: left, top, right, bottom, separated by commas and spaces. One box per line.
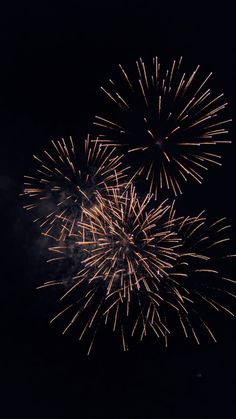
38, 186, 236, 353
94, 57, 231, 197
22, 135, 129, 240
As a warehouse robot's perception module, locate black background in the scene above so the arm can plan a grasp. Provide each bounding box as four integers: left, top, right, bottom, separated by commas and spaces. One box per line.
1, 2, 236, 418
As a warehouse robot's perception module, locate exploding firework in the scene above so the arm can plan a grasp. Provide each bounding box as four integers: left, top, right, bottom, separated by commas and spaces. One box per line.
93, 57, 231, 198
39, 186, 236, 353
22, 135, 129, 240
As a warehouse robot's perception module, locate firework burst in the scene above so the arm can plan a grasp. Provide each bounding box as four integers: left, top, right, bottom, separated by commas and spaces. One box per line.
93, 57, 231, 198
22, 135, 129, 240
39, 186, 236, 353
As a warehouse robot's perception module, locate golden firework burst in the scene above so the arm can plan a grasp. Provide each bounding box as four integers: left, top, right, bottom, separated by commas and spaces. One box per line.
22, 135, 129, 240
94, 57, 231, 198
38, 186, 236, 353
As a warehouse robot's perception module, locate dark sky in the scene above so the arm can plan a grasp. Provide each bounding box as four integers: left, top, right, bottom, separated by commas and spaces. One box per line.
1, 2, 236, 418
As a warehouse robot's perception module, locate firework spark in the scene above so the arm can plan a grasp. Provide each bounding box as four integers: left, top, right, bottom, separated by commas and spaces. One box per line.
22, 135, 129, 240
93, 57, 231, 198
39, 186, 236, 353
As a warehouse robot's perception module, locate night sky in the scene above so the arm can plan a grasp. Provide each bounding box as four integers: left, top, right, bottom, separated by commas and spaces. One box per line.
1, 2, 236, 418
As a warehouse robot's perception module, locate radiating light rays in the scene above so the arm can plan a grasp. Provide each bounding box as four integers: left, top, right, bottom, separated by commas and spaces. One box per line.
38, 186, 236, 353
41, 186, 184, 352
21, 135, 129, 240
93, 57, 231, 198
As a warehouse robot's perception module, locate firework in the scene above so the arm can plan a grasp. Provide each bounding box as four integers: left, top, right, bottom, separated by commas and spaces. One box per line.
39, 186, 235, 353
22, 135, 129, 240
93, 57, 231, 198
